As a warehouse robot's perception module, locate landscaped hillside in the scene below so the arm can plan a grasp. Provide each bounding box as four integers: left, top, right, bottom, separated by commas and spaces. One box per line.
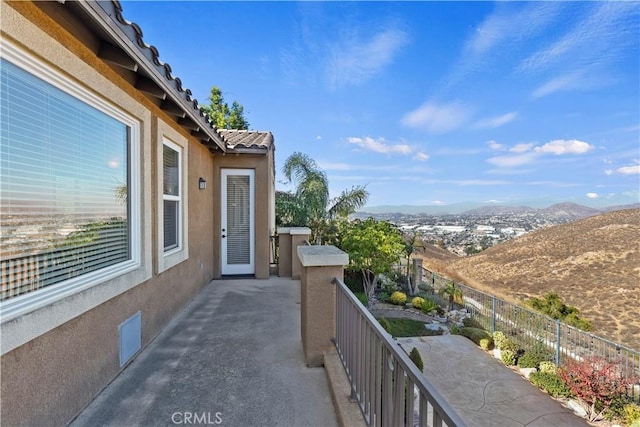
440, 209, 640, 350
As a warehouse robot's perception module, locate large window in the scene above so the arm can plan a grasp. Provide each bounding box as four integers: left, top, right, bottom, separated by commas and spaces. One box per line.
0, 54, 139, 304
162, 141, 181, 253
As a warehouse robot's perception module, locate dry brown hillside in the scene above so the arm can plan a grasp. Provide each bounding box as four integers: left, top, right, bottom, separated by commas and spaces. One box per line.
441, 209, 640, 351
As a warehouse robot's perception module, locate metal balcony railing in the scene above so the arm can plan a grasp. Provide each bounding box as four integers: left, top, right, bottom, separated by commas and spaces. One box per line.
332, 277, 467, 427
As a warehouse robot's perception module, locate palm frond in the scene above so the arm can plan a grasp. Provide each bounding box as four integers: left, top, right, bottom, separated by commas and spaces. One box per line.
328, 185, 369, 219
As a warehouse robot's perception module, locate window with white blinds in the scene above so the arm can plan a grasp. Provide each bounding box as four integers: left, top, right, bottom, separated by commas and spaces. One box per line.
226, 175, 251, 264
0, 56, 137, 302
162, 141, 181, 253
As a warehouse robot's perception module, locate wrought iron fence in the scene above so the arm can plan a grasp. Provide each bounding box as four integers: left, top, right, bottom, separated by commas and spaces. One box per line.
333, 277, 467, 427
421, 267, 640, 403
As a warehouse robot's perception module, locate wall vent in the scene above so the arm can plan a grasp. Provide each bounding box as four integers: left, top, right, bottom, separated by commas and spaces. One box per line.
119, 311, 141, 367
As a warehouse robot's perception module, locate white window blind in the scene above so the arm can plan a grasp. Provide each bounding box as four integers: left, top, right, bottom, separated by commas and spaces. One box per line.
0, 58, 131, 301
226, 175, 250, 264
162, 142, 181, 252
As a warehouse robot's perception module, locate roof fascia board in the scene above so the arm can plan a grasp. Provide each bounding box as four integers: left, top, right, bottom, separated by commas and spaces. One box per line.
77, 0, 226, 152
226, 147, 269, 155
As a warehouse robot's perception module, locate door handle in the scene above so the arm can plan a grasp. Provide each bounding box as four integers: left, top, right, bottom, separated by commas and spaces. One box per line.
222, 234, 226, 238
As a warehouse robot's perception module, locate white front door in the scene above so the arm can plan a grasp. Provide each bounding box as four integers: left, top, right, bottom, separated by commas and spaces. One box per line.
221, 169, 255, 275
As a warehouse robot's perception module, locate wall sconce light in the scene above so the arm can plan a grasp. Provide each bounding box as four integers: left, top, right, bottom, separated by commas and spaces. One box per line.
198, 177, 207, 190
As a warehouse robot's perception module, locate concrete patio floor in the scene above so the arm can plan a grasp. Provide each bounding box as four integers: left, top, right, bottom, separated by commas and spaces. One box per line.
397, 335, 590, 427
70, 277, 338, 427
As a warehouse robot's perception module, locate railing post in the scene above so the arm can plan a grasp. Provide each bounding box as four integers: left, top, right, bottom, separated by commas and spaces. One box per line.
291, 227, 311, 280
555, 320, 561, 366
491, 295, 496, 334
297, 245, 349, 367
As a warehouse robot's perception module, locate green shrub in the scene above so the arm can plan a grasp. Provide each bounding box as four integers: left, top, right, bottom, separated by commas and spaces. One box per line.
527, 292, 592, 331
493, 331, 507, 350
379, 274, 399, 293
409, 347, 423, 372
501, 349, 517, 365
378, 292, 390, 303
539, 361, 557, 374
517, 343, 553, 369
460, 327, 493, 347
462, 316, 483, 329
412, 297, 425, 309
389, 291, 407, 306
605, 395, 635, 422
378, 317, 391, 333
623, 403, 640, 426
420, 298, 438, 314
450, 324, 460, 335
500, 338, 520, 365
354, 292, 368, 307
529, 371, 573, 398
479, 338, 494, 351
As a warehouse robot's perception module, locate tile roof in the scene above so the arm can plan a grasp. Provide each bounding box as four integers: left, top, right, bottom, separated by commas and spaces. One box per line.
218, 130, 274, 151
79, 1, 226, 151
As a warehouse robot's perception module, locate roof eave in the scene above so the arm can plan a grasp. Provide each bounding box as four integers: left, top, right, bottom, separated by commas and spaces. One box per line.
77, 1, 226, 152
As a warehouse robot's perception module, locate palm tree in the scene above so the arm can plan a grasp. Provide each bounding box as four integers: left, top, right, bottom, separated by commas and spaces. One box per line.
402, 232, 423, 296
439, 281, 463, 311
280, 152, 369, 243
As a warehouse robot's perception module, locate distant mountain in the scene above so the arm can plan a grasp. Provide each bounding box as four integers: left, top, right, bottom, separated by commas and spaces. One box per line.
359, 202, 480, 215
461, 205, 537, 216
539, 202, 601, 220
439, 208, 640, 350
360, 201, 639, 217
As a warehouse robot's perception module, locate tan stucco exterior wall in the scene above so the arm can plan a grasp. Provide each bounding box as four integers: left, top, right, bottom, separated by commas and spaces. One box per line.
212, 150, 275, 279
0, 2, 268, 425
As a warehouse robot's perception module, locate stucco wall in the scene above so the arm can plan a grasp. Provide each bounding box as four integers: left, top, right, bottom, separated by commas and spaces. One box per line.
0, 2, 221, 425
212, 151, 274, 279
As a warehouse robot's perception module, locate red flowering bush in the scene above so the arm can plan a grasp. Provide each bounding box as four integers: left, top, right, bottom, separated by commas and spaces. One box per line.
557, 356, 638, 422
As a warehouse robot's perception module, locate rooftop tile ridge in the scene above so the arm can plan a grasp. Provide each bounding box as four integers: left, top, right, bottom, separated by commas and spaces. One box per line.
109, 0, 215, 129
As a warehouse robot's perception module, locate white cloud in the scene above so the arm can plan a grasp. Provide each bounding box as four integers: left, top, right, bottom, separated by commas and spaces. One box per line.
534, 139, 593, 155
487, 138, 593, 169
530, 71, 613, 99
327, 28, 409, 88
586, 192, 599, 199
617, 164, 640, 175
347, 136, 412, 155
487, 140, 504, 150
443, 2, 565, 88
316, 135, 322, 140
510, 143, 535, 153
519, 2, 639, 74
487, 152, 539, 168
413, 152, 430, 161
401, 101, 471, 134
604, 169, 614, 176
474, 112, 518, 129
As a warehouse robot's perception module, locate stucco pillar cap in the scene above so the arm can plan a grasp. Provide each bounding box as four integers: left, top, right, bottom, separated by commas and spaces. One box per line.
290, 227, 311, 236
277, 227, 291, 234
297, 245, 349, 267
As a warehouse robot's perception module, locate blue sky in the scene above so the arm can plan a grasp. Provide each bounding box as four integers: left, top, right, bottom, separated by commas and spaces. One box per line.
121, 1, 640, 209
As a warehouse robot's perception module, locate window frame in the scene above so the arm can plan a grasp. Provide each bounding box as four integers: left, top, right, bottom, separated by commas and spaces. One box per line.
0, 35, 151, 355
156, 127, 189, 273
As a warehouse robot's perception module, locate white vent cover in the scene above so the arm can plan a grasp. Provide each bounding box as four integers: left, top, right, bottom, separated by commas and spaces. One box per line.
119, 311, 141, 367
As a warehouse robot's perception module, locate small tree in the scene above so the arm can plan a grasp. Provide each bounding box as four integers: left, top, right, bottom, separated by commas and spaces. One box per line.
439, 281, 463, 311
340, 218, 405, 302
201, 86, 249, 130
557, 356, 639, 422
